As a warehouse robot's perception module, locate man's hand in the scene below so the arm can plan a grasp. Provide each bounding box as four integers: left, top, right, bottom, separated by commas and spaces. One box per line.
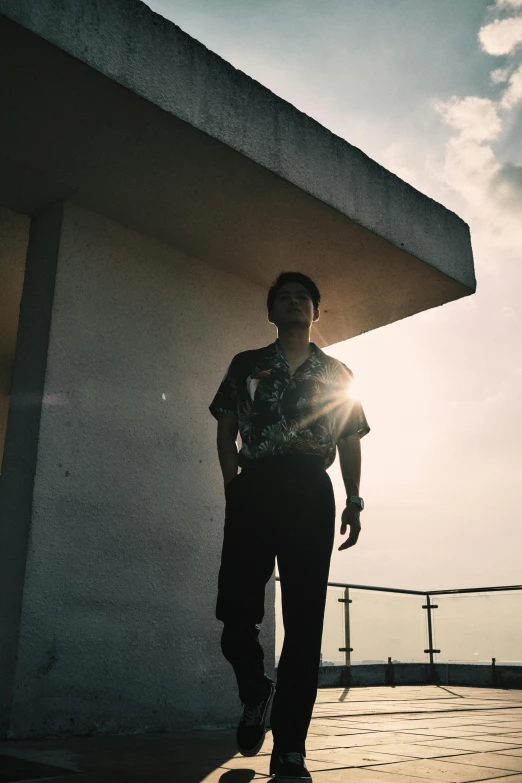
338, 503, 361, 551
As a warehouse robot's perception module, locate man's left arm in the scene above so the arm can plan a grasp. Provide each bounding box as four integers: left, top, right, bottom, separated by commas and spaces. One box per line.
337, 433, 362, 551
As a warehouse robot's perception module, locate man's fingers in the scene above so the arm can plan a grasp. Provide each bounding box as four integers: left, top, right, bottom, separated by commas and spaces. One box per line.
338, 528, 361, 551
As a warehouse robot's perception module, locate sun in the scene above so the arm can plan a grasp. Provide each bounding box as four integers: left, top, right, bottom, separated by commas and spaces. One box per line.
344, 377, 359, 402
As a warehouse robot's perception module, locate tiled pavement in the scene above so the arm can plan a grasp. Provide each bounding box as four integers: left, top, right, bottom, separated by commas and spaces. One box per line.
1, 686, 522, 782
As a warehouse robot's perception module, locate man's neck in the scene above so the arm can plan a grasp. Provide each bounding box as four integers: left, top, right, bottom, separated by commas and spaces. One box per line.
276, 330, 311, 361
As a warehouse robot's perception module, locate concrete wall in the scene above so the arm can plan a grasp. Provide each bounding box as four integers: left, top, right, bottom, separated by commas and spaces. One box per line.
0, 207, 29, 471
7, 202, 275, 738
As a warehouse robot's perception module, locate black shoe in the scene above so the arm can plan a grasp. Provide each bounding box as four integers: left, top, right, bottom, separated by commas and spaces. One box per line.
236, 679, 275, 757
270, 748, 312, 781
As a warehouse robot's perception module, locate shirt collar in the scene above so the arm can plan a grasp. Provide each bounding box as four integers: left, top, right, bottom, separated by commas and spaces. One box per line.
271, 338, 323, 362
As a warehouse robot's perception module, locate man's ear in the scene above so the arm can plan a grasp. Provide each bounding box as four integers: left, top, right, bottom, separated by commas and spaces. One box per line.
313, 307, 320, 323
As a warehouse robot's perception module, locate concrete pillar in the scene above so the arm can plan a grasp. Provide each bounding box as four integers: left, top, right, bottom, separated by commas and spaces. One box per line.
2, 202, 275, 739
0, 202, 63, 736
0, 207, 29, 469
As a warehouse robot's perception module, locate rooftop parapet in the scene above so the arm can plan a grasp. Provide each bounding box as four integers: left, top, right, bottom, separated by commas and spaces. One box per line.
0, 0, 475, 345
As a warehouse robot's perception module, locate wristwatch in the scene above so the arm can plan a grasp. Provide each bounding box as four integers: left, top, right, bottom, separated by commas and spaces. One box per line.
347, 495, 364, 511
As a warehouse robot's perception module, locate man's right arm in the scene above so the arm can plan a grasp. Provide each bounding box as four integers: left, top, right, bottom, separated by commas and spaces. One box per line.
216, 414, 239, 489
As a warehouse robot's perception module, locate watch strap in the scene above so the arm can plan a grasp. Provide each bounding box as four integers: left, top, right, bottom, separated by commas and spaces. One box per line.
347, 495, 364, 510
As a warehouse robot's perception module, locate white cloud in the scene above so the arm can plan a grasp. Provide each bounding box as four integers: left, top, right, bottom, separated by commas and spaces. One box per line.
491, 66, 510, 83
494, 0, 522, 8
479, 16, 522, 56
434, 96, 501, 142
431, 95, 522, 253
429, 0, 522, 259
379, 142, 418, 184
500, 63, 522, 106
431, 132, 500, 204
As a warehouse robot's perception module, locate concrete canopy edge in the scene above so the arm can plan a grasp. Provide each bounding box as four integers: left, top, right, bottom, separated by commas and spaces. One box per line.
0, 0, 475, 295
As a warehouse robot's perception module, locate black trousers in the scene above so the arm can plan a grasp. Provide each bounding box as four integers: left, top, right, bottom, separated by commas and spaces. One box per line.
216, 453, 336, 755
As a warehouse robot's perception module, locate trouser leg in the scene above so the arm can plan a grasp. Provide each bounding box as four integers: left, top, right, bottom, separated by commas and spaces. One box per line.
220, 623, 271, 706
216, 471, 275, 706
270, 466, 336, 755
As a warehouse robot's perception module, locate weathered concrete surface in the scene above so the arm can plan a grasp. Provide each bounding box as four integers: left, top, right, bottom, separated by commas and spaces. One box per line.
0, 1, 475, 346
4, 203, 275, 739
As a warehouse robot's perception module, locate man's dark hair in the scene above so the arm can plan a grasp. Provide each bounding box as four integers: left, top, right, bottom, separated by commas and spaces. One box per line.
266, 272, 321, 314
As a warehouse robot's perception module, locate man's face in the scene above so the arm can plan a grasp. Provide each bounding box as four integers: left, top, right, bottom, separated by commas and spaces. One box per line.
268, 282, 319, 329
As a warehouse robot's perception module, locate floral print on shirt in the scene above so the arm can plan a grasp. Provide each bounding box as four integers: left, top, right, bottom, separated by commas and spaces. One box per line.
209, 339, 370, 470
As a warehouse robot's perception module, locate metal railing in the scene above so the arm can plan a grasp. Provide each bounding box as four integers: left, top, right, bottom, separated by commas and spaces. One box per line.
275, 578, 522, 682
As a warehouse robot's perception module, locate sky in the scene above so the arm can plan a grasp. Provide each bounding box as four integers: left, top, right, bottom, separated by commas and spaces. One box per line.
144, 0, 522, 594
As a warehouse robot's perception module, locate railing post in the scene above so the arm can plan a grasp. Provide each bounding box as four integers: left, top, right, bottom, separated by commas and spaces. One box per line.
423, 593, 440, 684
338, 587, 352, 686
492, 657, 499, 687
385, 656, 395, 687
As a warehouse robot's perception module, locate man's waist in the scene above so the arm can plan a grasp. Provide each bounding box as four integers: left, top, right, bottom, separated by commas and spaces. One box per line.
240, 452, 325, 474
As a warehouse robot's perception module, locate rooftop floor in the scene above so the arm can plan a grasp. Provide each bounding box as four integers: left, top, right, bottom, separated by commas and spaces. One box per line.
1, 686, 522, 782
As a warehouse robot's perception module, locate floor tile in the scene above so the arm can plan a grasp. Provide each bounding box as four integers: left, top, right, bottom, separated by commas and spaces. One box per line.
305, 734, 379, 751
1, 685, 520, 782
308, 770, 434, 782
470, 733, 522, 744
306, 747, 415, 767
490, 722, 522, 729
308, 725, 372, 736
358, 742, 466, 759
475, 777, 522, 783
444, 751, 522, 772
469, 725, 522, 734
367, 757, 521, 781
313, 731, 444, 748
400, 727, 489, 737
414, 737, 522, 752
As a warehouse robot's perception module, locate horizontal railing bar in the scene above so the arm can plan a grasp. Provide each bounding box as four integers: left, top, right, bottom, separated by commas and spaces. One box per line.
326, 581, 425, 595
274, 577, 522, 596
427, 585, 522, 595
274, 576, 424, 595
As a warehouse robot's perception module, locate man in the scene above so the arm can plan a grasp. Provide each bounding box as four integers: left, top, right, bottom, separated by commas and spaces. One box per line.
209, 272, 370, 782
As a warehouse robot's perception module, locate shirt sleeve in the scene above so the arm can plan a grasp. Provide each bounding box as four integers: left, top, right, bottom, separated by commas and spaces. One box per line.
209, 355, 240, 422
336, 363, 371, 440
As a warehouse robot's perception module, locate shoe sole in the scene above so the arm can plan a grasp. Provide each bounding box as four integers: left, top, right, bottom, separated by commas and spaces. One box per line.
236, 680, 275, 757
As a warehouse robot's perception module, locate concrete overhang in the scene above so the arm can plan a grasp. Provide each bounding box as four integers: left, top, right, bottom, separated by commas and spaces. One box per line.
0, 1, 475, 347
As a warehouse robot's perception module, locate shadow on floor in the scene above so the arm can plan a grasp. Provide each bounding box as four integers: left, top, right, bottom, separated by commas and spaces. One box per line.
2, 686, 522, 782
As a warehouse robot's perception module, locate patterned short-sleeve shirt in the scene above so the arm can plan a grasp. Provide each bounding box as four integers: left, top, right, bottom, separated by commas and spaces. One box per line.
209, 339, 370, 470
